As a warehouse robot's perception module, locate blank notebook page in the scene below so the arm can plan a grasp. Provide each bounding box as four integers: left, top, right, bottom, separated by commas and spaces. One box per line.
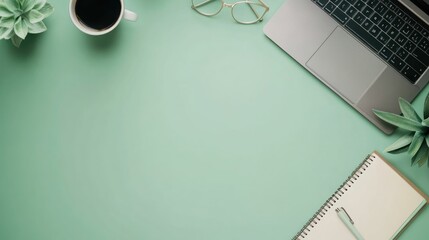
296, 153, 427, 240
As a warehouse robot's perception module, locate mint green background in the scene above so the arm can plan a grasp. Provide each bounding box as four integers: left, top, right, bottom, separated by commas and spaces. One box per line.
1, 0, 428, 239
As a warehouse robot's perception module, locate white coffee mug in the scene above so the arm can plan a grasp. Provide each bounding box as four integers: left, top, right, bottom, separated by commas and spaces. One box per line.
69, 0, 137, 36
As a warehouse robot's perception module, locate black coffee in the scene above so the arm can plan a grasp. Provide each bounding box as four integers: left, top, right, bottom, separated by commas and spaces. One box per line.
75, 0, 121, 30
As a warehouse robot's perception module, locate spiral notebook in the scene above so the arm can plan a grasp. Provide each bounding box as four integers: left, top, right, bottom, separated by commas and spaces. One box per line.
294, 152, 428, 240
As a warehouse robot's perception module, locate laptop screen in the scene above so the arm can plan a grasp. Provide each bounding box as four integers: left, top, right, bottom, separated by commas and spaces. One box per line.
411, 0, 429, 15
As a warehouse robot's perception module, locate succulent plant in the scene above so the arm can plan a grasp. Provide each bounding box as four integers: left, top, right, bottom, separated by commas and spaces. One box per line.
0, 0, 53, 47
373, 94, 429, 168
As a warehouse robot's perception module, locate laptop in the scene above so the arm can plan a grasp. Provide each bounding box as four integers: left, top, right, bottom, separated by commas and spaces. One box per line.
264, 0, 429, 134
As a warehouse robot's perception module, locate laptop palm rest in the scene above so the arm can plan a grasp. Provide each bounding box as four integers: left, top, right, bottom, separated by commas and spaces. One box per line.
306, 27, 386, 104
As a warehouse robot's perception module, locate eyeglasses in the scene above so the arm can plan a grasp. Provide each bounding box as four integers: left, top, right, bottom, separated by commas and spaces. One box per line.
191, 0, 269, 24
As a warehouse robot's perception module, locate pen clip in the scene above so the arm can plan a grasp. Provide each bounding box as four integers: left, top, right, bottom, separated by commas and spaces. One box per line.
336, 207, 354, 224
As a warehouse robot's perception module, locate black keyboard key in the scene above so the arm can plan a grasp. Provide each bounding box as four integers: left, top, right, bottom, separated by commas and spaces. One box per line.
374, 2, 388, 15
354, 12, 365, 24
377, 32, 390, 44
422, 29, 429, 38
362, 6, 374, 18
410, 31, 423, 44
397, 9, 405, 19
317, 0, 329, 7
402, 65, 420, 83
419, 38, 429, 51
406, 54, 427, 73
392, 17, 405, 29
386, 2, 397, 11
345, 20, 383, 51
404, 40, 416, 52
384, 10, 395, 22
346, 6, 358, 17
324, 2, 336, 13
332, 8, 350, 24
400, 24, 413, 36
387, 27, 399, 39
412, 48, 429, 66
338, 1, 350, 11
379, 19, 391, 32
354, 1, 365, 10
346, 0, 357, 4
332, 0, 342, 5
387, 39, 400, 52
389, 55, 406, 71
415, 24, 423, 33
369, 25, 381, 37
367, 0, 378, 8
362, 19, 373, 30
396, 33, 406, 45
380, 47, 393, 60
370, 13, 382, 24
403, 16, 415, 27
397, 48, 408, 59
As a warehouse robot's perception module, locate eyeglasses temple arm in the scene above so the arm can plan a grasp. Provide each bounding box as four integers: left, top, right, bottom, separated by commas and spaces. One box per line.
245, 3, 261, 19
192, 0, 218, 9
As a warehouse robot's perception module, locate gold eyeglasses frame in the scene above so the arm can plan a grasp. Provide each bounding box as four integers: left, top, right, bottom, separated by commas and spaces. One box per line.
191, 0, 270, 24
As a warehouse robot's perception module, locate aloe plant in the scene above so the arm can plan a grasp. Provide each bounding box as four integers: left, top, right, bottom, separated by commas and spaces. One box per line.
0, 0, 53, 47
373, 94, 429, 167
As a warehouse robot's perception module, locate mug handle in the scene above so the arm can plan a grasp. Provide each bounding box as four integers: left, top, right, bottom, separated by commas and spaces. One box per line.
123, 9, 138, 21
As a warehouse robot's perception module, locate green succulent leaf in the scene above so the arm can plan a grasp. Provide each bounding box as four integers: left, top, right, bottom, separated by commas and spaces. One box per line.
21, 0, 37, 12
408, 132, 424, 157
13, 16, 28, 39
27, 20, 45, 33
11, 34, 22, 47
38, 2, 53, 17
0, 16, 15, 28
2, 0, 19, 11
424, 93, 429, 119
33, 0, 46, 10
0, 26, 13, 39
373, 109, 424, 132
411, 144, 429, 167
0, 3, 14, 17
399, 98, 421, 122
385, 132, 414, 153
27, 9, 44, 23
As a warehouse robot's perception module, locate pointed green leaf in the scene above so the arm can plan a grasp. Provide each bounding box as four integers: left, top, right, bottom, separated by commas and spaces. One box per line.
399, 98, 421, 122
424, 93, 429, 119
38, 2, 53, 17
21, 0, 37, 12
27, 20, 45, 33
0, 16, 15, 28
0, 3, 14, 17
11, 34, 22, 47
0, 26, 13, 39
2, 0, 19, 11
34, 0, 46, 10
373, 109, 424, 132
409, 132, 424, 157
385, 133, 414, 152
28, 9, 44, 23
412, 144, 428, 167
426, 135, 429, 148
4, 28, 15, 39
14, 17, 28, 39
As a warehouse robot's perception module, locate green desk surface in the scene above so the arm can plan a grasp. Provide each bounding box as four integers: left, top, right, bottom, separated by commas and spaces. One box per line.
1, 0, 428, 239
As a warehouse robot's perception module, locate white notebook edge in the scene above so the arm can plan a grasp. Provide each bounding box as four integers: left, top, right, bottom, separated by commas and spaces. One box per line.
372, 151, 429, 239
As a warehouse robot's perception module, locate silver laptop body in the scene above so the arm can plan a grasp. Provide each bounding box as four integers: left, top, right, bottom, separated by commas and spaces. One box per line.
264, 0, 429, 134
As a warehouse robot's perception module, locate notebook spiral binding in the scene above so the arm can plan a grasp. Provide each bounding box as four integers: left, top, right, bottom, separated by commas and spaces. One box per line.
292, 154, 376, 240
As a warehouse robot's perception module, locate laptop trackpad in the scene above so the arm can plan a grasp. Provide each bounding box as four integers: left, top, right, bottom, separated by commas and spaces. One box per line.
306, 27, 386, 103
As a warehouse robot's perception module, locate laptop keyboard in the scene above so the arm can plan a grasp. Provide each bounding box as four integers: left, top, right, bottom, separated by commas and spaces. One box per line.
312, 0, 429, 83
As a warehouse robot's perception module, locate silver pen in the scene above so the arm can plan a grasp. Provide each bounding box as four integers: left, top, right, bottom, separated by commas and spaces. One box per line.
336, 207, 365, 240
